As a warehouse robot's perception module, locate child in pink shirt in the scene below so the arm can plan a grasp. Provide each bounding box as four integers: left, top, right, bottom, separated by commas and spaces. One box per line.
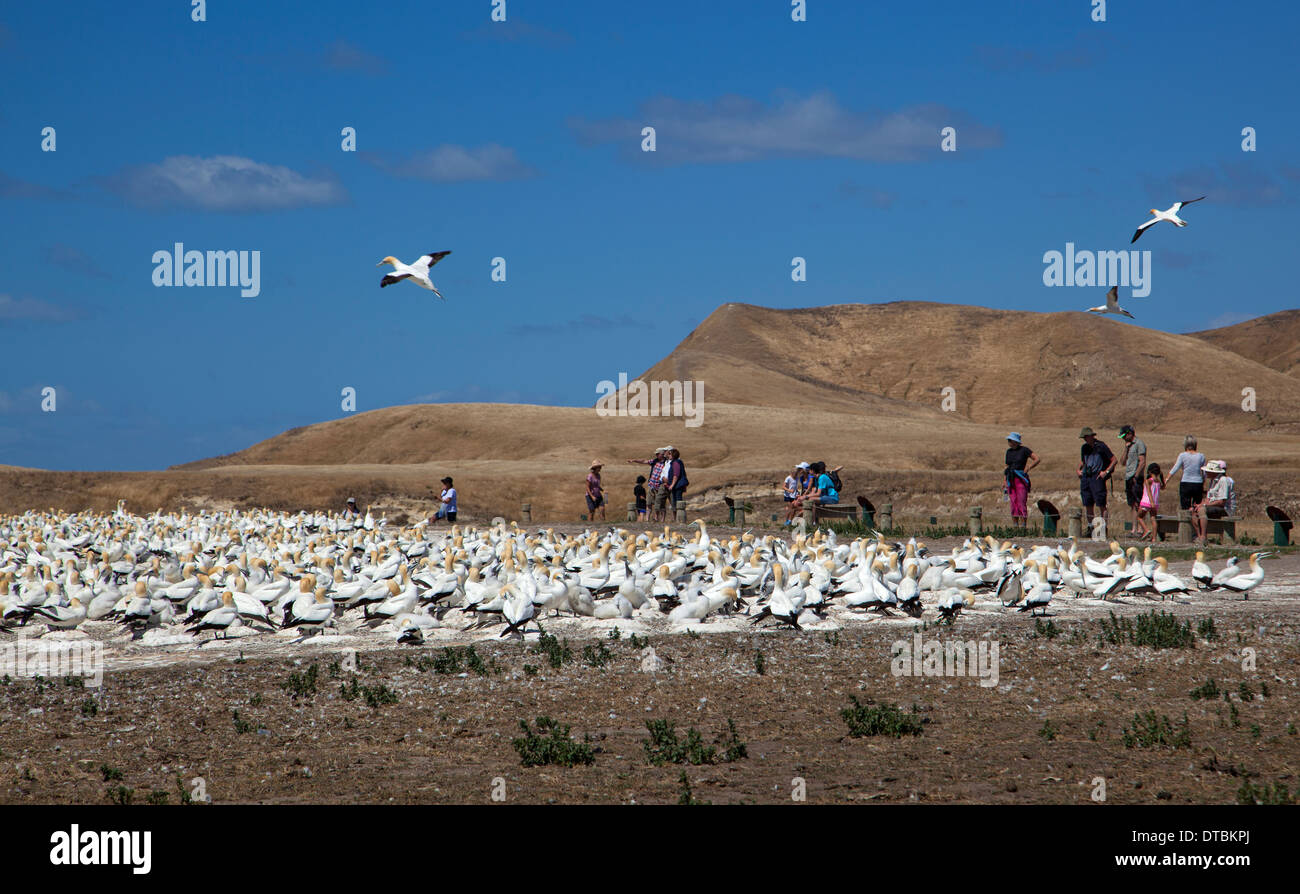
1135, 463, 1165, 542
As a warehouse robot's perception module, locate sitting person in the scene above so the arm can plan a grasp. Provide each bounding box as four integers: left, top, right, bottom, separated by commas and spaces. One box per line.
1193, 460, 1235, 541
782, 462, 813, 524
811, 462, 839, 504
782, 463, 809, 503
432, 477, 457, 524
1134, 463, 1164, 542
784, 462, 838, 522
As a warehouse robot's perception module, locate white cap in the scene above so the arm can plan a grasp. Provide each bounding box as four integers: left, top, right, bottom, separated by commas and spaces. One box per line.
796, 461, 811, 469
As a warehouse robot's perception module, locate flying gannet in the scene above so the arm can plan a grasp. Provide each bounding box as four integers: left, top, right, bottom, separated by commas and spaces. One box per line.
377, 250, 452, 297
1131, 196, 1206, 243
1087, 286, 1134, 319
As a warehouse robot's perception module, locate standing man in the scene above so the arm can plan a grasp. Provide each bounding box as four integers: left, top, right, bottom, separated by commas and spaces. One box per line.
663, 447, 687, 514
1118, 425, 1147, 535
1076, 427, 1117, 529
627, 448, 668, 522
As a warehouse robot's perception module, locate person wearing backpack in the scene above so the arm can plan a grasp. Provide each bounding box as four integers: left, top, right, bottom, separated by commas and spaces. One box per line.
810, 461, 839, 505
665, 448, 688, 511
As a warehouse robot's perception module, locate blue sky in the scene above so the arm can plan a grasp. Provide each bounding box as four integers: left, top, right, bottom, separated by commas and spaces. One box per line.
2, 0, 1297, 469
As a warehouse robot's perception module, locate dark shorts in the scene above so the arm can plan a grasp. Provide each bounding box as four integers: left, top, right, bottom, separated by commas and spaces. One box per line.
817, 495, 838, 505
1125, 476, 1142, 507
586, 494, 604, 511
1179, 481, 1204, 510
783, 495, 796, 502
1081, 475, 1107, 508
1205, 504, 1228, 519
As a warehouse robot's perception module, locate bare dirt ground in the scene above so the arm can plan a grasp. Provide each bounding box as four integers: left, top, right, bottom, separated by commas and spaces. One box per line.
3, 544, 1296, 805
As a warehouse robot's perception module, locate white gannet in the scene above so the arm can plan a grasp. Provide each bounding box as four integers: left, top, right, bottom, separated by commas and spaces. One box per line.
1209, 556, 1241, 589
32, 597, 87, 634
1087, 286, 1134, 320
1131, 196, 1206, 243
1221, 552, 1270, 600
1191, 551, 1214, 589
377, 250, 452, 298
185, 592, 239, 639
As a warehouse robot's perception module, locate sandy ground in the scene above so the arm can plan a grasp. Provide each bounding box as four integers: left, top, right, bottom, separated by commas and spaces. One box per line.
1, 541, 1295, 805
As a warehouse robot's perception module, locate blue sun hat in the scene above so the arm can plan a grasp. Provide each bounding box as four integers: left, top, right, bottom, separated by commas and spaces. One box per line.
1007, 432, 1022, 444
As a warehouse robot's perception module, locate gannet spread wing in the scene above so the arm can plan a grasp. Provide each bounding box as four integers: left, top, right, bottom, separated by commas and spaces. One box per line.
415, 251, 451, 269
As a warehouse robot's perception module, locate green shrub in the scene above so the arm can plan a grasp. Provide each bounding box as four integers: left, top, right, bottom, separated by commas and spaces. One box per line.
1121, 711, 1192, 749
841, 697, 925, 738
512, 717, 595, 767
282, 663, 319, 699
1237, 780, 1294, 805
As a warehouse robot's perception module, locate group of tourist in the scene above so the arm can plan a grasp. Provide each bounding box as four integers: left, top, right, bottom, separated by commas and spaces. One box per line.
1003, 427, 1237, 542
781, 461, 844, 524
581, 446, 690, 522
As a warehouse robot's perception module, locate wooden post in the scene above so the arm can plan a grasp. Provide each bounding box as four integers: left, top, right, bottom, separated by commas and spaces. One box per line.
969, 506, 983, 536
734, 507, 746, 526
675, 504, 688, 524
802, 504, 818, 526
1177, 509, 1193, 544
879, 503, 893, 530
520, 503, 531, 524
626, 502, 637, 522
1067, 507, 1082, 538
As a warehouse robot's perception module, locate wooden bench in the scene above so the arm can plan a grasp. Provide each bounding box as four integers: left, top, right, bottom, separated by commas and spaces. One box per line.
1154, 513, 1241, 544
803, 502, 858, 524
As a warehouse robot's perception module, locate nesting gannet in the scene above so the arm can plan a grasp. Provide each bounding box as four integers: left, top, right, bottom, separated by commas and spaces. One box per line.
1087, 286, 1134, 319
377, 250, 452, 298
32, 597, 87, 634
1131, 196, 1206, 243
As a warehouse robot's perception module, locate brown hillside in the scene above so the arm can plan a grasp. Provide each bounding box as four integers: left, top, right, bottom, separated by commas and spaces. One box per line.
7, 302, 1300, 525
1191, 309, 1300, 378
636, 302, 1300, 433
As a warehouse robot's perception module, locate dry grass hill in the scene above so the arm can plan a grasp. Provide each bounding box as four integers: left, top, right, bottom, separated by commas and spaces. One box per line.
639, 302, 1300, 433
3, 302, 1299, 526
1191, 309, 1300, 379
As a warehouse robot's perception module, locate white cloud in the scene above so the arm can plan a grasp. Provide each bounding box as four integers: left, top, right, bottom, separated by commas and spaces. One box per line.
571, 91, 1003, 164
368, 144, 536, 182
0, 293, 76, 322
1145, 161, 1296, 207
98, 155, 346, 211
